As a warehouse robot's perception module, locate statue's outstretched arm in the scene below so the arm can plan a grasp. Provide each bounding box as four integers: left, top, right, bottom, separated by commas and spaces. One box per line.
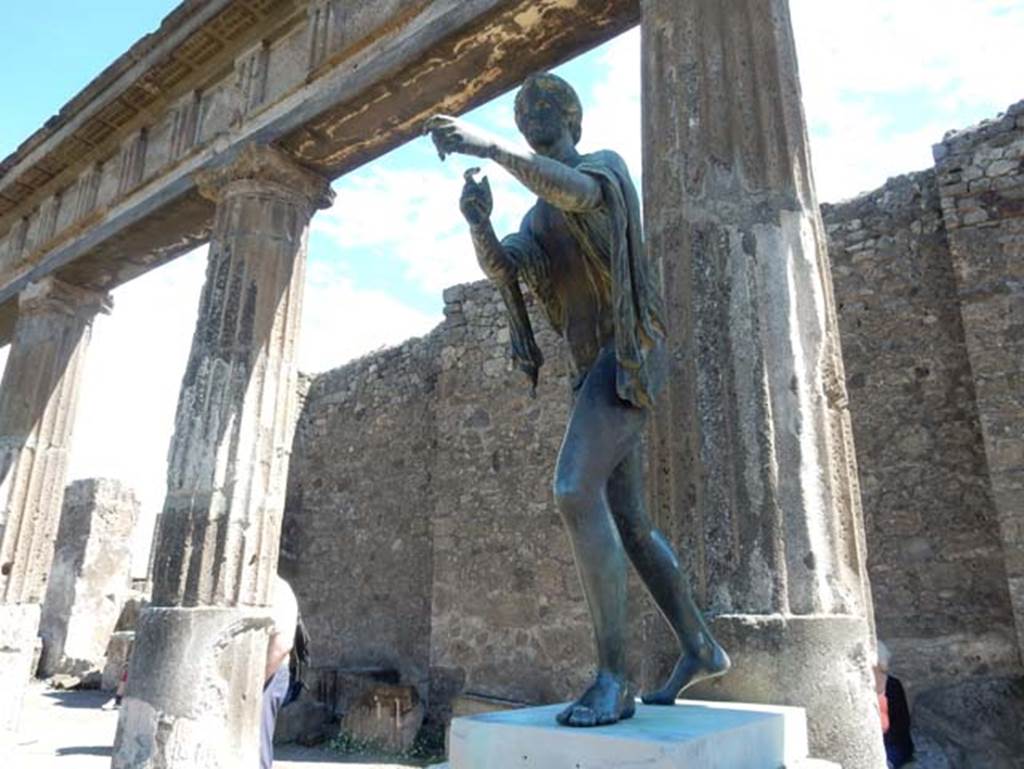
489, 145, 600, 213
426, 115, 601, 212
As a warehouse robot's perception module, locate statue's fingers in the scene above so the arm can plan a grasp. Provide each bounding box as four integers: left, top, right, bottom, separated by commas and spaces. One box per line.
429, 137, 447, 161
424, 114, 452, 131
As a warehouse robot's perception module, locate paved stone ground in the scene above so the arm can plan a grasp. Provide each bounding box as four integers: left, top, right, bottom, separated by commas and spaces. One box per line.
10, 681, 442, 769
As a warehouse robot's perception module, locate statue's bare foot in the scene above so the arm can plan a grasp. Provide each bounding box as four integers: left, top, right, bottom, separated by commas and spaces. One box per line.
556, 671, 635, 727
641, 642, 730, 705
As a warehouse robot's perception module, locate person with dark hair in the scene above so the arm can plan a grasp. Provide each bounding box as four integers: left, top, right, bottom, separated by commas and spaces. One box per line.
260, 575, 298, 768
876, 640, 915, 768
425, 73, 729, 728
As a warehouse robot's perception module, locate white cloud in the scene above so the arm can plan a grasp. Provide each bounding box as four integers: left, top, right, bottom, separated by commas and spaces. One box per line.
790, 0, 1024, 200
791, 0, 1023, 107
317, 159, 535, 295
69, 247, 207, 574
580, 29, 642, 181
298, 259, 440, 372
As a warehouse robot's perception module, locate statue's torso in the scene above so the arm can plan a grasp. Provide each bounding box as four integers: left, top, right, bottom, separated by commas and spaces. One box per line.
526, 197, 615, 378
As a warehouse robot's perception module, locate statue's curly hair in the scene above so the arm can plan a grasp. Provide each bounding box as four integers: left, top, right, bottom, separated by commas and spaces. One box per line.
514, 72, 583, 145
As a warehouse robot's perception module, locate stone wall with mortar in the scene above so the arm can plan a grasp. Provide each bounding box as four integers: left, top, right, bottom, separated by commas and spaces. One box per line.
284, 102, 1024, 728
933, 100, 1024, 663
280, 338, 439, 697
824, 170, 1020, 694
426, 282, 585, 715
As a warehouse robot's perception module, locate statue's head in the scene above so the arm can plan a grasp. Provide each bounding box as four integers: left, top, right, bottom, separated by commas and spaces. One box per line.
514, 73, 583, 153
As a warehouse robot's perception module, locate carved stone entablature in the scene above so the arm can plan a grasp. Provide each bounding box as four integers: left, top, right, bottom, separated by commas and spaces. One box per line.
38, 192, 62, 243
235, 40, 270, 120
73, 162, 103, 222
194, 144, 334, 212
170, 91, 203, 161
117, 128, 148, 196
307, 0, 342, 72
18, 277, 112, 319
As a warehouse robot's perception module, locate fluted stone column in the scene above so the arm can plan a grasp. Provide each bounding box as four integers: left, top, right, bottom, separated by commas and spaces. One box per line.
641, 2, 885, 766
112, 144, 332, 769
0, 277, 110, 734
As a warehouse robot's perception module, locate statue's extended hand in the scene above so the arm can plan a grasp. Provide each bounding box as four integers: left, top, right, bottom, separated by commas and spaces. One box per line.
424, 114, 497, 161
460, 168, 492, 226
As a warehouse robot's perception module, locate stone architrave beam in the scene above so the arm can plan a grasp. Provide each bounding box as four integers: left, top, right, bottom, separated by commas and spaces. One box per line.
0, 276, 110, 733
640, 1, 885, 766
111, 144, 332, 769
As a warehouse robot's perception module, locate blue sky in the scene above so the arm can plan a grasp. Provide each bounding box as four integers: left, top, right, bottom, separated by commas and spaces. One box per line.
2, 2, 1023, 566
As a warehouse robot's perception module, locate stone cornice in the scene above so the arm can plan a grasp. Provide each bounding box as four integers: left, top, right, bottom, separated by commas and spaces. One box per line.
194, 144, 335, 211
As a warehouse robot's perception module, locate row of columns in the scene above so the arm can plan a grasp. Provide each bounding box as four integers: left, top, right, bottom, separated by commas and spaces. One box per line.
0, 2, 885, 766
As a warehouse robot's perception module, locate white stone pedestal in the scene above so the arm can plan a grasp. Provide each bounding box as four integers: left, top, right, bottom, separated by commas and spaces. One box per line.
449, 700, 811, 769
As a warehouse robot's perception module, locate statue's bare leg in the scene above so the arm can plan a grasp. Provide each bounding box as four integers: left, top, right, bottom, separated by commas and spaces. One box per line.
552, 347, 643, 727
607, 446, 730, 704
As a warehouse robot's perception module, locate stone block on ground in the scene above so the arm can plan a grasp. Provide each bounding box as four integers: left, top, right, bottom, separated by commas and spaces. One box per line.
101, 631, 134, 691
331, 666, 401, 717
113, 592, 148, 632
274, 692, 334, 746
339, 683, 424, 753
38, 479, 139, 679
449, 700, 809, 769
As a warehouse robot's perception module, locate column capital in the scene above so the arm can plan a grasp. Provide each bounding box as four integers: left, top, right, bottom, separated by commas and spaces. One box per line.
195, 144, 335, 211
18, 277, 112, 319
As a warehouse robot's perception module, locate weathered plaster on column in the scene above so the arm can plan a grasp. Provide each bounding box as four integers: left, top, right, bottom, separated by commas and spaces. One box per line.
0, 276, 109, 734
0, 277, 111, 604
641, 1, 884, 766
149, 145, 332, 610
111, 607, 272, 769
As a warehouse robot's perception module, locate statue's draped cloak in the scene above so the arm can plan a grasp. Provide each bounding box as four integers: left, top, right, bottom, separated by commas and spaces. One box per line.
499, 150, 665, 408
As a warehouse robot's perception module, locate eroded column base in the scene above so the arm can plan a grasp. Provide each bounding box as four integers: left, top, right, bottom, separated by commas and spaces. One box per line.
0, 603, 41, 735
687, 614, 885, 769
111, 606, 272, 769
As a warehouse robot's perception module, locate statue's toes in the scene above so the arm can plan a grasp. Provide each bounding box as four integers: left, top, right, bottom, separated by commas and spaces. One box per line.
595, 709, 620, 726
558, 705, 597, 727
620, 698, 636, 720
641, 686, 677, 706
555, 704, 576, 726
